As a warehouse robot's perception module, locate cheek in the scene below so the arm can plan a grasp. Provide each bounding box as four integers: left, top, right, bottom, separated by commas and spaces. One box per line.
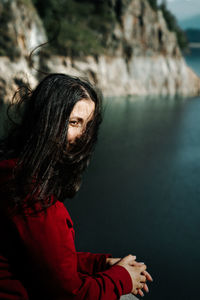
67, 127, 74, 142
67, 127, 81, 143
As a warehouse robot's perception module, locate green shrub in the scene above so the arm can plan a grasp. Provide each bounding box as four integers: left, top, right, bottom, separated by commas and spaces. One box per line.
0, 2, 21, 60
32, 0, 115, 57
148, 1, 188, 50
148, 0, 158, 11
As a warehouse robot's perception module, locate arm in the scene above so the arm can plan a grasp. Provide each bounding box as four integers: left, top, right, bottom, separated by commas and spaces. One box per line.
12, 201, 132, 300
77, 252, 112, 274
64, 210, 113, 275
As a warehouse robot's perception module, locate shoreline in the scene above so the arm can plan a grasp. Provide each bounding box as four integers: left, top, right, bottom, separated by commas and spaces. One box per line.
189, 43, 200, 48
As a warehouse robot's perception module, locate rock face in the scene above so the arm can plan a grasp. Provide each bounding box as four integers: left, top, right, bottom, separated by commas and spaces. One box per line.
0, 0, 199, 102
0, 0, 46, 104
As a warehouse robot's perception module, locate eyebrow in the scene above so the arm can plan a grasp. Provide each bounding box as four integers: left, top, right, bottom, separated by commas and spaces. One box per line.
69, 115, 93, 121
69, 116, 83, 122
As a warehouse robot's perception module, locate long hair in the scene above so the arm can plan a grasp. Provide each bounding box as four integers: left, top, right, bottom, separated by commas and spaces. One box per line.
0, 73, 102, 215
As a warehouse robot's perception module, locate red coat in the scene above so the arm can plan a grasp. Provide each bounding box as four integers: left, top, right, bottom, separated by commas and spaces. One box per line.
0, 159, 132, 299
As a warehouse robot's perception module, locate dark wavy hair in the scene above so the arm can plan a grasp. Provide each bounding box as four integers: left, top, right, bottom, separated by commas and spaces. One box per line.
0, 73, 102, 215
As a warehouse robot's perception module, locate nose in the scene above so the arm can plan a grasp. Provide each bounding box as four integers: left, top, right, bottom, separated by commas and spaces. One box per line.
68, 127, 83, 145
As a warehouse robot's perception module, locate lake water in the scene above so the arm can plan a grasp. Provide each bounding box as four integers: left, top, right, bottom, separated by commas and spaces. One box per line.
185, 47, 200, 76
67, 49, 200, 300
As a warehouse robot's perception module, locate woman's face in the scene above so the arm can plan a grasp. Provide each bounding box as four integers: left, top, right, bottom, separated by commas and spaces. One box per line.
67, 98, 95, 147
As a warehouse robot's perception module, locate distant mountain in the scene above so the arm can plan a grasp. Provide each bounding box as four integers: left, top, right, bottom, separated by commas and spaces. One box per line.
179, 15, 200, 30
185, 29, 200, 43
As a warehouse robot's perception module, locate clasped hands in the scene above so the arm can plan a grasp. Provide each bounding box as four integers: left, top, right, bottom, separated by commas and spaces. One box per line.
106, 255, 153, 297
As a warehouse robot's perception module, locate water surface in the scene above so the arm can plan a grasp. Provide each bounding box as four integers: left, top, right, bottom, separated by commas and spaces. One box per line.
67, 54, 200, 300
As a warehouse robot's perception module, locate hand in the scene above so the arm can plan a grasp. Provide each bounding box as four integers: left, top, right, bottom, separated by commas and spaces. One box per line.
116, 255, 147, 295
129, 260, 153, 297
106, 257, 121, 267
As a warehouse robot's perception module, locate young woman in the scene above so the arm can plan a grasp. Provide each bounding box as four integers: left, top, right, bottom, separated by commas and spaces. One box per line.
0, 73, 152, 299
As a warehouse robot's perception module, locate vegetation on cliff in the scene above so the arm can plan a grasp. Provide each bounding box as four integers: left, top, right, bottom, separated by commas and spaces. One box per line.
148, 0, 188, 50
32, 0, 116, 57
0, 0, 188, 59
159, 2, 188, 50
0, 1, 21, 59
32, 0, 188, 57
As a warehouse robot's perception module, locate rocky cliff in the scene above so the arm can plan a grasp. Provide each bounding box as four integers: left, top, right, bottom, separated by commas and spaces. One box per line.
0, 0, 199, 103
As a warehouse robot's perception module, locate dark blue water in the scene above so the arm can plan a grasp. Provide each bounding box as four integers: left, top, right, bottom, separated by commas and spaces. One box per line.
185, 47, 200, 76
67, 53, 200, 300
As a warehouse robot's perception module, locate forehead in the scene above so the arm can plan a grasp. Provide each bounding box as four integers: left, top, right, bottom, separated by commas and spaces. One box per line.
70, 99, 95, 120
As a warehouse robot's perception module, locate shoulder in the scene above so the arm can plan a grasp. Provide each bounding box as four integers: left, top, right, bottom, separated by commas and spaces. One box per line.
9, 198, 74, 243
12, 197, 73, 226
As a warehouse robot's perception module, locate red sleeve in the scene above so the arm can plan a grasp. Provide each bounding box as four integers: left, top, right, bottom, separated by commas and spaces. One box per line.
59, 203, 112, 275
77, 252, 112, 274
12, 200, 132, 300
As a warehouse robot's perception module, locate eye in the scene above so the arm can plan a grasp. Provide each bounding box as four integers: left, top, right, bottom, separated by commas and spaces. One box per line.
69, 119, 79, 126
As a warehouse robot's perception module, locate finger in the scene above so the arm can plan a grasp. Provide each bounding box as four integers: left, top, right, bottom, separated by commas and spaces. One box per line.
138, 283, 144, 289
140, 275, 146, 283
142, 270, 153, 282
130, 261, 144, 266
130, 261, 147, 270
143, 283, 149, 293
137, 289, 144, 297
123, 254, 136, 263
132, 288, 138, 295
140, 264, 147, 272
127, 254, 136, 260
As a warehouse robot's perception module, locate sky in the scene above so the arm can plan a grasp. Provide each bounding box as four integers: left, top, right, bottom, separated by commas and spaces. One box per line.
158, 0, 200, 21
